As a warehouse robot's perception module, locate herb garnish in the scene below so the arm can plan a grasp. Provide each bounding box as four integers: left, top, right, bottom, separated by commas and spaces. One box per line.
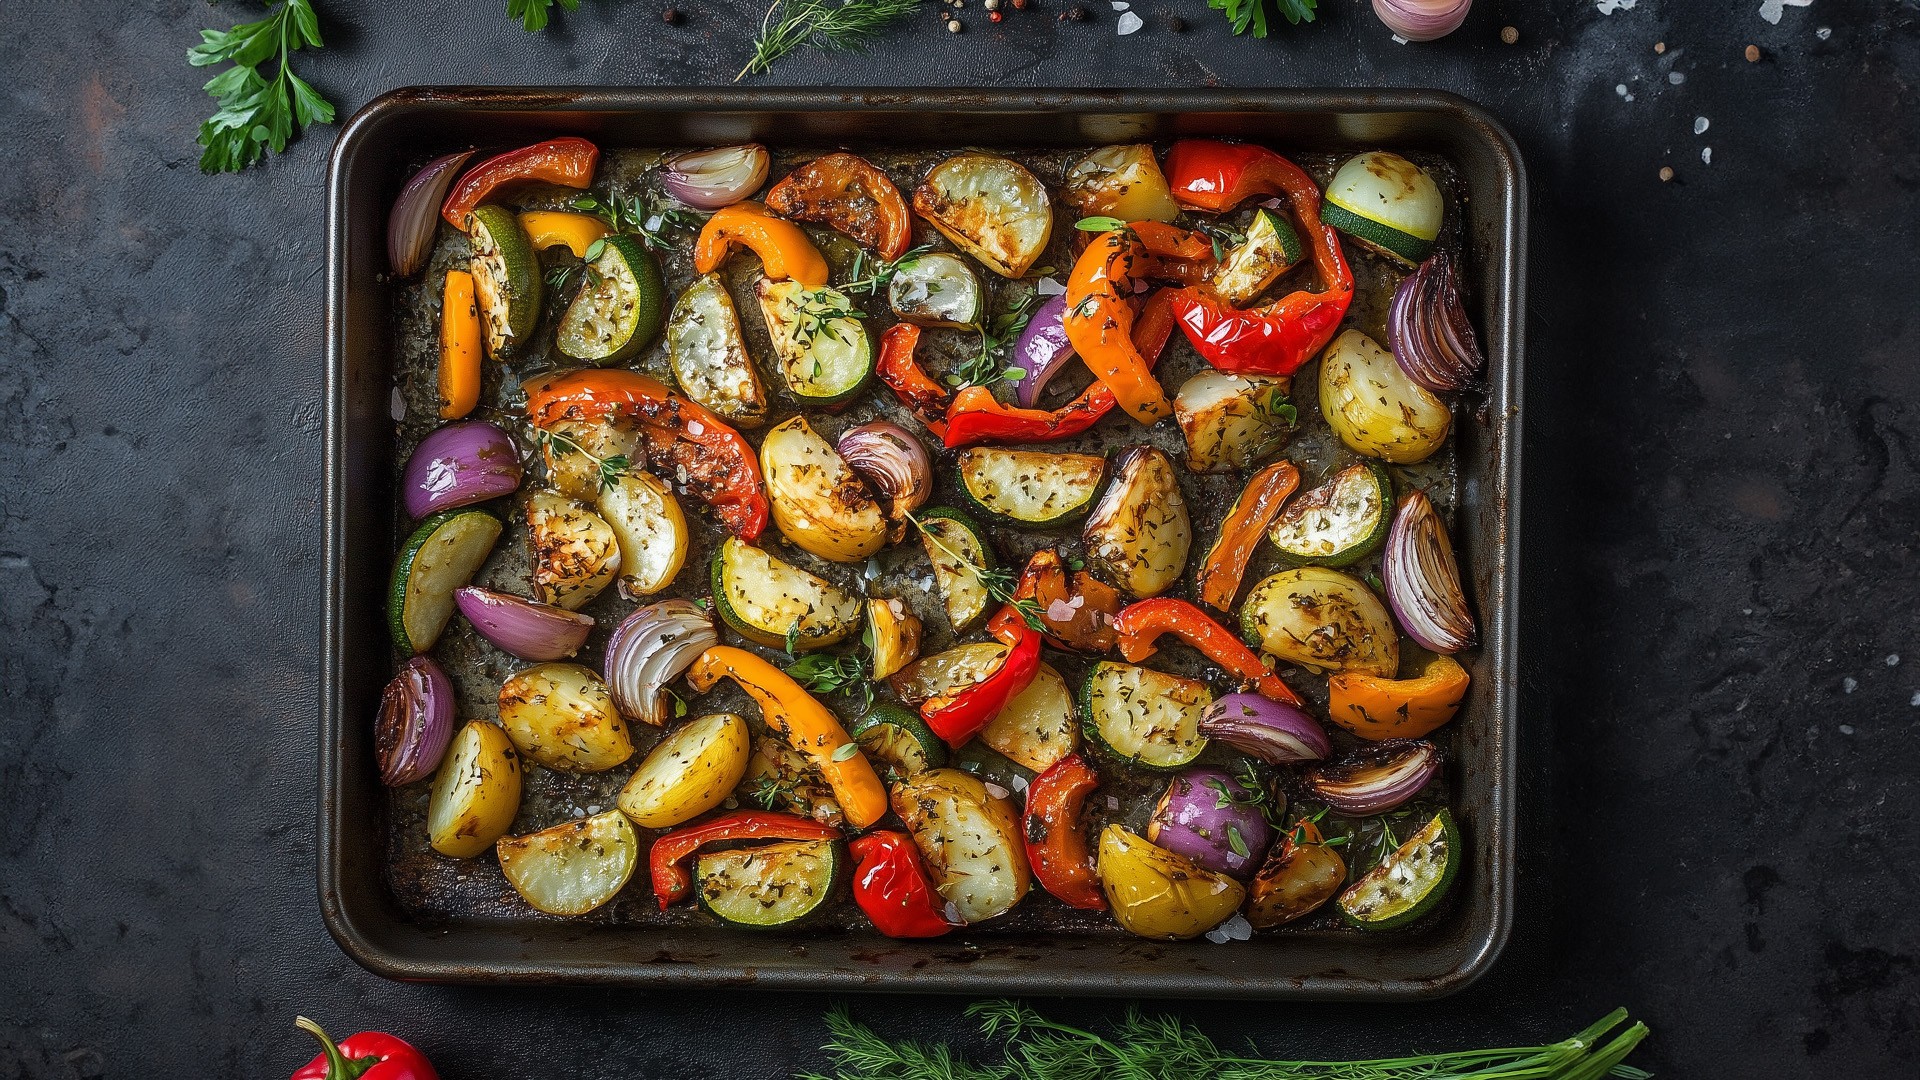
571, 192, 707, 252
843, 245, 935, 297
1210, 0, 1318, 38
791, 292, 866, 345
948, 292, 1040, 389
506, 0, 580, 31
786, 651, 877, 711
738, 0, 924, 81
188, 0, 335, 174
531, 427, 631, 491
906, 511, 1045, 632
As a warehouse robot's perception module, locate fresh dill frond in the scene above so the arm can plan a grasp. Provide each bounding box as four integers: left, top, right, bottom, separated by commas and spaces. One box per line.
738, 0, 925, 81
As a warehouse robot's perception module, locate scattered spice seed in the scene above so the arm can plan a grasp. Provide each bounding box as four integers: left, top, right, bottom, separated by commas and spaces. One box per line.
1068, 3, 1089, 18
948, 17, 963, 29
1653, 41, 1665, 54
1500, 25, 1517, 44
1659, 166, 1675, 182
991, 9, 1002, 19
1168, 14, 1186, 30
662, 6, 682, 22
1745, 44, 1762, 61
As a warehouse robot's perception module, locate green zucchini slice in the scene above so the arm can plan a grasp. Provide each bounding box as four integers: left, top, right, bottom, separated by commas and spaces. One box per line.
465, 204, 543, 359
709, 537, 862, 652
956, 447, 1106, 528
388, 509, 503, 653
916, 506, 995, 631
696, 838, 843, 928
755, 278, 873, 406
1320, 151, 1443, 267
1338, 809, 1459, 931
1267, 460, 1394, 568
888, 252, 984, 329
950, 741, 1036, 800
1213, 208, 1306, 307
849, 703, 947, 784
667, 273, 768, 427
556, 233, 666, 365
1079, 662, 1211, 770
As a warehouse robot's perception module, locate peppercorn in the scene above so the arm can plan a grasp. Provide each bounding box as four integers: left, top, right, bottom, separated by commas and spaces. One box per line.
1167, 14, 1186, 31
1654, 41, 1665, 54
662, 6, 682, 22
1068, 3, 1089, 20
947, 17, 963, 30
1013, 0, 1029, 8
1745, 44, 1762, 62
1499, 25, 1517, 45
990, 9, 1002, 19
1659, 166, 1675, 182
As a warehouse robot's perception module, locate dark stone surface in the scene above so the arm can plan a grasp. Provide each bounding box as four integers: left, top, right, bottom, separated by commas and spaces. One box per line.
2, 0, 1916, 1076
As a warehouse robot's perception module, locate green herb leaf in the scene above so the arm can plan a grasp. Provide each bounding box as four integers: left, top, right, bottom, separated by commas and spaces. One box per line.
1226, 823, 1250, 859
191, 0, 336, 174
738, 0, 924, 81
506, 0, 581, 32
831, 742, 861, 762
1209, 0, 1317, 38
1073, 215, 1129, 233
784, 620, 803, 656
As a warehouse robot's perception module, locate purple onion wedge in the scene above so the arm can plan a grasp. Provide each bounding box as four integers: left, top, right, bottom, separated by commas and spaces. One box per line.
1008, 294, 1076, 407
402, 421, 524, 520
1303, 740, 1442, 816
662, 145, 769, 210
454, 587, 593, 661
1147, 767, 1276, 879
604, 600, 718, 727
387, 150, 474, 278
376, 656, 455, 786
1387, 249, 1484, 393
1199, 693, 1331, 764
1381, 490, 1476, 654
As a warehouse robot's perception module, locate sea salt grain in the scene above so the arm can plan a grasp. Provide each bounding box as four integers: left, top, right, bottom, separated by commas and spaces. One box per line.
1701, 146, 1713, 164
1596, 0, 1635, 13
1758, 0, 1811, 25
1840, 725, 1855, 735
1843, 677, 1858, 694
1888, 654, 1901, 667
1036, 277, 1066, 296
1694, 116, 1710, 135
391, 387, 406, 421
1669, 71, 1686, 84
1117, 11, 1142, 34
1816, 26, 1831, 40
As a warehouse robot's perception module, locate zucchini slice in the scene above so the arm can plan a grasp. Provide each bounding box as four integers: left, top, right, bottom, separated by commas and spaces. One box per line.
849, 703, 947, 784
696, 838, 843, 929
951, 741, 1036, 799
667, 273, 768, 427
956, 447, 1106, 528
1320, 152, 1443, 267
1267, 460, 1393, 568
1079, 662, 1211, 770
917, 506, 995, 631
1081, 446, 1191, 598
760, 416, 889, 563
1213, 208, 1306, 306
496, 810, 639, 917
888, 643, 1009, 707
1338, 809, 1459, 931
888, 252, 984, 329
1240, 567, 1399, 677
709, 536, 862, 651
556, 233, 666, 365
465, 204, 543, 359
526, 490, 619, 611
596, 470, 690, 598
755, 277, 873, 406
911, 154, 1054, 279
979, 662, 1078, 773
389, 509, 503, 653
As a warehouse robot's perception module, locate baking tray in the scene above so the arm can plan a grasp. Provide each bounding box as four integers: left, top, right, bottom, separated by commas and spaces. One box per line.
322, 87, 1525, 998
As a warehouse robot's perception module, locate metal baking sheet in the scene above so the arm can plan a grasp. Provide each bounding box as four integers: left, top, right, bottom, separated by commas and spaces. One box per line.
323, 87, 1525, 997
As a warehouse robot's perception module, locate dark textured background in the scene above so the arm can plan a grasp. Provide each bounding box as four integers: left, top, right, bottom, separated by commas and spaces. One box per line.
3, 0, 1917, 1076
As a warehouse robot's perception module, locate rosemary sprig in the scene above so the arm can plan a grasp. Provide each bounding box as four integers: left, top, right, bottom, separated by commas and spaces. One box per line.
905, 511, 1045, 632
949, 291, 1041, 389
738, 0, 924, 81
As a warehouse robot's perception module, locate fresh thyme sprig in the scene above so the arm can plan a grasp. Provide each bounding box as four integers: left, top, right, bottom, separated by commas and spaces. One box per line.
1196, 219, 1249, 262
844, 244, 936, 297
792, 292, 867, 345
531, 426, 631, 491
188, 0, 335, 173
570, 191, 707, 252
786, 651, 877, 712
906, 512, 1045, 632
738, 0, 924, 81
948, 292, 1041, 389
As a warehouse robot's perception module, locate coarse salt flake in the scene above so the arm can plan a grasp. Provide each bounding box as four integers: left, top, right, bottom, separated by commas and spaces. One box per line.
1694, 116, 1710, 135
1758, 0, 1811, 27
1117, 11, 1143, 34
1888, 654, 1901, 667
390, 387, 406, 421
1701, 146, 1713, 164
1036, 277, 1066, 296
1110, 1, 1128, 8
1669, 71, 1686, 84
1843, 676, 1858, 693
1391, 34, 1409, 44
1839, 724, 1855, 735
1596, 0, 1635, 13
1816, 26, 1831, 40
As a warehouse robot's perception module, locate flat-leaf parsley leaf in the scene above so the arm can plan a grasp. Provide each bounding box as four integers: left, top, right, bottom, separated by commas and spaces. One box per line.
188, 0, 335, 174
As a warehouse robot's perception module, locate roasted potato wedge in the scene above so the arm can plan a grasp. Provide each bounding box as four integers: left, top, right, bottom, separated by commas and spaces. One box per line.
667, 272, 768, 427
979, 662, 1078, 773
427, 721, 523, 858
865, 598, 923, 681
1318, 329, 1451, 464
1173, 372, 1294, 474
498, 662, 635, 772
912, 154, 1053, 278
1082, 446, 1191, 598
539, 416, 642, 503
527, 490, 619, 611
617, 712, 752, 828
596, 470, 689, 597
496, 809, 639, 916
760, 416, 889, 563
892, 768, 1031, 924
1097, 824, 1245, 940
1061, 144, 1180, 223
1240, 567, 1399, 677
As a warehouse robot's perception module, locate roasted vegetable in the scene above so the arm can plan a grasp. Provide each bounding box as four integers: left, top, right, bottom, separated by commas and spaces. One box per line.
1338, 808, 1458, 930
650, 810, 841, 909
892, 768, 1032, 925
534, 416, 644, 504
921, 624, 1042, 749
666, 273, 768, 427
1240, 567, 1399, 677
1082, 446, 1191, 598
1381, 489, 1476, 653
1023, 754, 1107, 910
526, 490, 618, 610
1097, 824, 1245, 941
1060, 144, 1180, 223
917, 507, 996, 631
497, 662, 634, 772
1304, 740, 1442, 816
596, 470, 690, 598
604, 600, 718, 729
760, 416, 889, 563
1244, 818, 1346, 929
765, 151, 912, 260
693, 201, 829, 284
402, 420, 523, 520
698, 838, 843, 928
464, 204, 543, 359
1147, 767, 1275, 880
864, 597, 923, 681
1319, 151, 1443, 267
1172, 372, 1294, 474
1328, 651, 1470, 741
848, 702, 946, 784
437, 269, 482, 419
741, 729, 843, 826
388, 509, 502, 653
1267, 459, 1394, 568
426, 721, 521, 858
983, 548, 1122, 654
555, 234, 665, 365
496, 810, 639, 916
957, 447, 1106, 528
663, 144, 770, 210
978, 662, 1079, 773
887, 252, 983, 329
1212, 207, 1306, 307
617, 711, 752, 828
849, 830, 953, 938
1111, 598, 1302, 705
1080, 662, 1211, 770
1195, 460, 1298, 613
912, 153, 1053, 278
453, 587, 593, 661
756, 278, 875, 406
517, 209, 610, 256
889, 642, 1009, 708
1318, 329, 1451, 464
709, 536, 862, 650
441, 137, 599, 229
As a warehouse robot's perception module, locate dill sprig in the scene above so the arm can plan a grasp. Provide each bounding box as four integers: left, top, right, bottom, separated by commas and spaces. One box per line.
738, 0, 925, 81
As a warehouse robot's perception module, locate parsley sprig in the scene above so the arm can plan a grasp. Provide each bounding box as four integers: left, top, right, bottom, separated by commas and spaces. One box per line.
188, 0, 335, 174
1210, 0, 1318, 38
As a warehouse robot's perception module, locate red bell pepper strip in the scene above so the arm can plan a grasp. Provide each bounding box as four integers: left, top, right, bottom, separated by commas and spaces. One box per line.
985, 549, 1120, 654
942, 288, 1178, 449
922, 622, 1042, 748
441, 137, 599, 230
1062, 223, 1215, 425
1111, 597, 1304, 706
874, 323, 950, 437
1022, 754, 1107, 910
524, 369, 769, 542
1195, 460, 1300, 613
1161, 140, 1354, 377
849, 830, 954, 938
648, 810, 841, 910
291, 1017, 437, 1080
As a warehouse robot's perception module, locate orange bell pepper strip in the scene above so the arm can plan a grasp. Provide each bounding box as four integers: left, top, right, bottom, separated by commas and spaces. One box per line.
516, 210, 610, 257
442, 137, 600, 230
648, 810, 841, 909
437, 270, 482, 420
1327, 652, 1470, 741
686, 646, 888, 828
764, 152, 913, 261
874, 323, 950, 437
692, 202, 829, 285
1110, 597, 1303, 707
1023, 754, 1107, 911
985, 549, 1120, 654
1063, 223, 1215, 425
1194, 460, 1300, 612
1162, 140, 1354, 377
524, 369, 768, 542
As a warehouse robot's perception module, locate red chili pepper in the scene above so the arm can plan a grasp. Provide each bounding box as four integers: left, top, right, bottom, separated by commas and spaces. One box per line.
1161, 140, 1354, 377
648, 810, 841, 910
942, 288, 1177, 449
441, 137, 600, 230
922, 622, 1042, 748
1110, 597, 1304, 706
874, 323, 951, 437
1022, 754, 1106, 910
984, 549, 1120, 654
523, 369, 769, 542
849, 830, 954, 938
291, 1016, 436, 1080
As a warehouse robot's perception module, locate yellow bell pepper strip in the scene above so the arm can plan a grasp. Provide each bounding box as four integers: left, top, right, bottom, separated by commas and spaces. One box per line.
1327, 652, 1470, 741
686, 646, 888, 828
516, 210, 611, 257
692, 201, 829, 285
1062, 222, 1216, 425
1111, 597, 1304, 707
1194, 460, 1300, 613
1162, 140, 1354, 377
436, 270, 482, 420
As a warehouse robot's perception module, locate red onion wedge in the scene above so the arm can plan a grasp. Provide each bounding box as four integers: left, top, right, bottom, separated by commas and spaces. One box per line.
1199, 693, 1331, 764
1387, 249, 1484, 392
376, 656, 455, 786
836, 421, 931, 527
605, 600, 718, 727
1371, 0, 1472, 42
454, 587, 593, 661
402, 421, 524, 520
1303, 740, 1442, 815
1381, 490, 1476, 654
663, 145, 770, 210
388, 150, 474, 278
1148, 767, 1276, 879
1008, 294, 1076, 407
